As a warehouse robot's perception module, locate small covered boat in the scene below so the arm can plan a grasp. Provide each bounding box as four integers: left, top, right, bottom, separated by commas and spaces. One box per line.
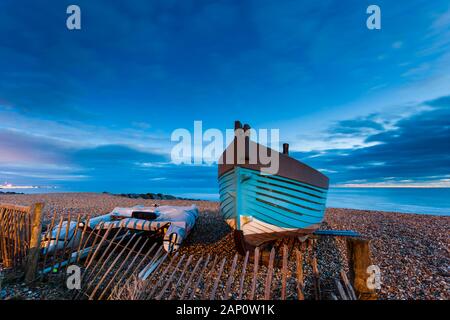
41, 205, 198, 255
218, 121, 329, 252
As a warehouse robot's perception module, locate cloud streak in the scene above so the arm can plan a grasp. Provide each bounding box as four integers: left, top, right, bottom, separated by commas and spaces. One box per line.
293, 95, 450, 186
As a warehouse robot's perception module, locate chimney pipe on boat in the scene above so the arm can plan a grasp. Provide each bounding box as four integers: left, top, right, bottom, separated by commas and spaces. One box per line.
234, 121, 242, 130
283, 143, 289, 155
243, 124, 251, 132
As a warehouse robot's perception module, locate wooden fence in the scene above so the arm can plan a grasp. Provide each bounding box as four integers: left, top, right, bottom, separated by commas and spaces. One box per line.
71, 230, 362, 300
1, 206, 375, 300
0, 203, 33, 269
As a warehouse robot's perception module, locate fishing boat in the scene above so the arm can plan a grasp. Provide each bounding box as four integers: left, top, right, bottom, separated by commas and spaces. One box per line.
218, 121, 329, 252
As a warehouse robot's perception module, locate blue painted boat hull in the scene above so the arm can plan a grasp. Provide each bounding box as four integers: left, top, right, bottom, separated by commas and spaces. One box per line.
219, 167, 328, 246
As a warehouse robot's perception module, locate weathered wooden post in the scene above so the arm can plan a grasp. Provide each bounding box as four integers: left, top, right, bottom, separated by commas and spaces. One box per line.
25, 203, 44, 283
346, 238, 377, 300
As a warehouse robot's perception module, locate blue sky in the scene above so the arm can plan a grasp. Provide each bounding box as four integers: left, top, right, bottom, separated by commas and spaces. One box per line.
0, 0, 449, 197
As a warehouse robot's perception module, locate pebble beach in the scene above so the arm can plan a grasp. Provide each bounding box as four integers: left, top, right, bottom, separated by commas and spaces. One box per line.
0, 192, 449, 300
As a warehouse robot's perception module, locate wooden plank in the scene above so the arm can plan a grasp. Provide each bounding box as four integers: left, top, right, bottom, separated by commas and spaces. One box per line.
209, 257, 226, 300
24, 203, 44, 283
312, 256, 321, 300
139, 252, 170, 292
189, 254, 211, 300
263, 247, 275, 300
108, 238, 150, 299
76, 215, 90, 263
57, 212, 71, 272
84, 222, 106, 266
88, 234, 137, 299
346, 238, 377, 300
340, 270, 357, 300
169, 255, 193, 300
66, 214, 82, 265
148, 252, 181, 299
223, 253, 238, 300
83, 227, 122, 283
49, 217, 64, 273
155, 254, 186, 300
237, 251, 249, 300
138, 245, 164, 280
281, 245, 288, 300
201, 255, 219, 300
128, 242, 158, 279
112, 242, 159, 300
180, 256, 204, 299
249, 247, 260, 300
83, 229, 128, 288
98, 237, 145, 300
295, 248, 304, 300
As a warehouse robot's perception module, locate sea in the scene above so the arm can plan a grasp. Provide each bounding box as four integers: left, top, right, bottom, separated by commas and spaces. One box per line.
1, 187, 449, 216
176, 188, 450, 216
326, 187, 450, 216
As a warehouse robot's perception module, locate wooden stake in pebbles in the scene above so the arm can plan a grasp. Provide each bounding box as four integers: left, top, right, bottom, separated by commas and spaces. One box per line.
88, 233, 137, 299
180, 256, 204, 300
169, 254, 193, 300
41, 211, 56, 277
75, 215, 90, 263
295, 248, 305, 300
201, 255, 219, 300
83, 227, 122, 283
346, 238, 377, 300
84, 222, 106, 266
50, 217, 64, 273
312, 256, 321, 300
223, 253, 239, 300
189, 254, 211, 300
155, 254, 186, 300
57, 212, 71, 272
264, 247, 275, 300
281, 245, 288, 300
24, 203, 44, 283
249, 247, 260, 300
209, 257, 227, 300
237, 251, 249, 300
148, 252, 180, 299
109, 238, 150, 299
98, 237, 145, 300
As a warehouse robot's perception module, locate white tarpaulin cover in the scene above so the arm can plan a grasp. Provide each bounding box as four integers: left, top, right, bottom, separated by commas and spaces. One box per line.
41, 204, 199, 253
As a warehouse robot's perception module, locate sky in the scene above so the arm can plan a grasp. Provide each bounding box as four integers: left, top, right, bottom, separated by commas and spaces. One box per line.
0, 0, 449, 198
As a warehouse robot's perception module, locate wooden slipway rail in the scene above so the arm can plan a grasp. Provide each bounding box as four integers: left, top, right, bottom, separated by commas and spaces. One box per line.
1, 203, 376, 300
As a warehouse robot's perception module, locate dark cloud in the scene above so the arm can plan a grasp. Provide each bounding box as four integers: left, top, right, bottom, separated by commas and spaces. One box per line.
294, 95, 450, 184
329, 117, 384, 135
426, 95, 450, 108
